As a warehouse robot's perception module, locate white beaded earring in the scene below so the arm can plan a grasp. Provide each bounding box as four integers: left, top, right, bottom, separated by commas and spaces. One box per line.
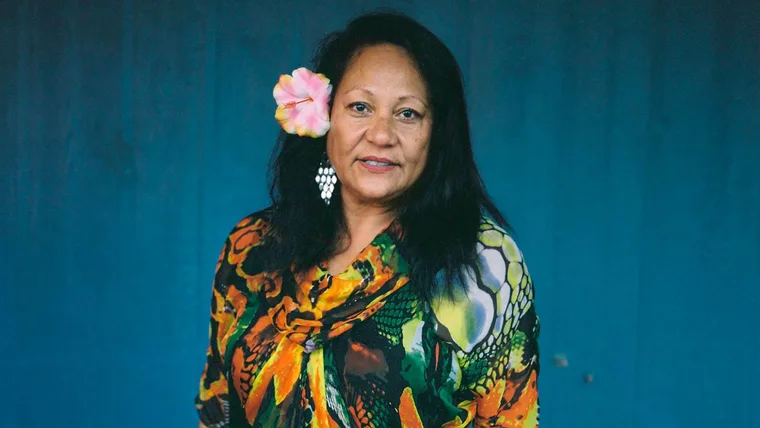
315, 153, 337, 205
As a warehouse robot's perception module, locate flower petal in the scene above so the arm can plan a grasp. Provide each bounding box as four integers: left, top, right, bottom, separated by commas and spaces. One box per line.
313, 88, 332, 119
275, 104, 298, 134
293, 103, 330, 138
292, 67, 331, 100
273, 73, 308, 105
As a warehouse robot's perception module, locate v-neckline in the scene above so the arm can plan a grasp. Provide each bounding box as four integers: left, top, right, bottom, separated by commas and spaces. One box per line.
270, 216, 409, 349
320, 217, 400, 279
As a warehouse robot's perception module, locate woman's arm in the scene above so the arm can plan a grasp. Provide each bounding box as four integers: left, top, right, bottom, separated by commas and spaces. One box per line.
195, 214, 270, 427
436, 223, 540, 427
467, 305, 540, 426
194, 220, 242, 427
194, 234, 234, 427
469, 229, 540, 426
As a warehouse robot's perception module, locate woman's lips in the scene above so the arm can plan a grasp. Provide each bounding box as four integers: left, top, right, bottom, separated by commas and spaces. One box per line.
359, 156, 397, 173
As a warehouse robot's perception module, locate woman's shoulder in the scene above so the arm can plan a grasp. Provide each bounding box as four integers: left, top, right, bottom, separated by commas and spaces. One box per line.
476, 214, 525, 266
223, 206, 275, 251
429, 214, 533, 353
474, 214, 533, 317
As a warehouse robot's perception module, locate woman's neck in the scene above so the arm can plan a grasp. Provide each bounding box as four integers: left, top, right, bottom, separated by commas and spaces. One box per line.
341, 196, 395, 244
326, 195, 395, 276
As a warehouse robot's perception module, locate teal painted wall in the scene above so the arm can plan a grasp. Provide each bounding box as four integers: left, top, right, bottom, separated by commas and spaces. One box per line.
1, 0, 758, 426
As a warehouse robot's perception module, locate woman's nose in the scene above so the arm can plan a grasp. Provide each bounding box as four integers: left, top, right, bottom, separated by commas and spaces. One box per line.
365, 114, 395, 146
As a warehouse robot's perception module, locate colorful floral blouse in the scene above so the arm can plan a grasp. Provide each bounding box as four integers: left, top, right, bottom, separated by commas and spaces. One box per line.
195, 209, 540, 427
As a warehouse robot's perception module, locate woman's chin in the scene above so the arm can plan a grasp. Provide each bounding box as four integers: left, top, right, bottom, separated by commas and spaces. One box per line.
345, 186, 399, 206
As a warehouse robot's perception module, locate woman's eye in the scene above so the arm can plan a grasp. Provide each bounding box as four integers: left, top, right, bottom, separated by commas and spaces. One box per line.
400, 109, 420, 120
349, 102, 368, 113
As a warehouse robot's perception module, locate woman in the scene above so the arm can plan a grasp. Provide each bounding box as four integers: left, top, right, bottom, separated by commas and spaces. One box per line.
196, 11, 540, 428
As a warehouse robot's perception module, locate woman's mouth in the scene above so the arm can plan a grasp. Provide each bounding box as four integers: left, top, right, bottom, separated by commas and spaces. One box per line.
359, 157, 397, 172
363, 160, 393, 166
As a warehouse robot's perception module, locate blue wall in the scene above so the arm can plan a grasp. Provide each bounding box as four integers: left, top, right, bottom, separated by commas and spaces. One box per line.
1, 0, 759, 427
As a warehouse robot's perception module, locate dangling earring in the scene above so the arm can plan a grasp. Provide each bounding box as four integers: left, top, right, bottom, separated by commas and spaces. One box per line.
315, 153, 337, 205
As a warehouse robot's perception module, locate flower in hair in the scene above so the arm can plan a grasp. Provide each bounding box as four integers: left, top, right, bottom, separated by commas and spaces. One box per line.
273, 67, 332, 138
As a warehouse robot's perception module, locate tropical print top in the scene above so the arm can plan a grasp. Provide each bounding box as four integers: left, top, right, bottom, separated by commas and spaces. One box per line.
195, 209, 540, 427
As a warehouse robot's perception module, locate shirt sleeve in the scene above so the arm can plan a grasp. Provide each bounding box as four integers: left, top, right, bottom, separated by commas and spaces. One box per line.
434, 223, 540, 427
194, 233, 236, 427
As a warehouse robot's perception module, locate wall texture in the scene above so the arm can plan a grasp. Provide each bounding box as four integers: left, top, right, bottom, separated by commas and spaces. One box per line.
1, 0, 758, 426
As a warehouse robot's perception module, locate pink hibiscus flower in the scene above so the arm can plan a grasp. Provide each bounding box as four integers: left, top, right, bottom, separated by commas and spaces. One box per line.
273, 67, 332, 138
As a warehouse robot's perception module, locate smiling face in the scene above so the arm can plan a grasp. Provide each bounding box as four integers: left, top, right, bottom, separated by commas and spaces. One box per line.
326, 43, 433, 209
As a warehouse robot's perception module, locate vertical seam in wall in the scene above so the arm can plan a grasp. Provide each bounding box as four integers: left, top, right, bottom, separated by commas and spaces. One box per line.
634, 0, 667, 424
197, 0, 218, 338
16, 0, 30, 248
121, 0, 134, 201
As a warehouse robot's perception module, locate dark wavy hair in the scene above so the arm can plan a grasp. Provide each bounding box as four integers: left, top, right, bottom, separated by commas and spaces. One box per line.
264, 10, 508, 303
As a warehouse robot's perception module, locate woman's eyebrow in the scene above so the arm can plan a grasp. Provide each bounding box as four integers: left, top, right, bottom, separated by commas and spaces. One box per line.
341, 87, 428, 107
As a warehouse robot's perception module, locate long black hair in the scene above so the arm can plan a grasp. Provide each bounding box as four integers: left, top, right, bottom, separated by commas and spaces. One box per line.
265, 10, 508, 303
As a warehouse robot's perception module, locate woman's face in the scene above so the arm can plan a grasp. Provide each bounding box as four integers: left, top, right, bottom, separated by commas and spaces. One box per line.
326, 43, 433, 208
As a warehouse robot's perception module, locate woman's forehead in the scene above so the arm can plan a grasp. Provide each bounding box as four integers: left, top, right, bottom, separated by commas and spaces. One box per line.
339, 45, 428, 99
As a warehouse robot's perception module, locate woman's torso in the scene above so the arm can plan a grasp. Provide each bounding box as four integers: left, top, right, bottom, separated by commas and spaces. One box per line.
197, 211, 540, 427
